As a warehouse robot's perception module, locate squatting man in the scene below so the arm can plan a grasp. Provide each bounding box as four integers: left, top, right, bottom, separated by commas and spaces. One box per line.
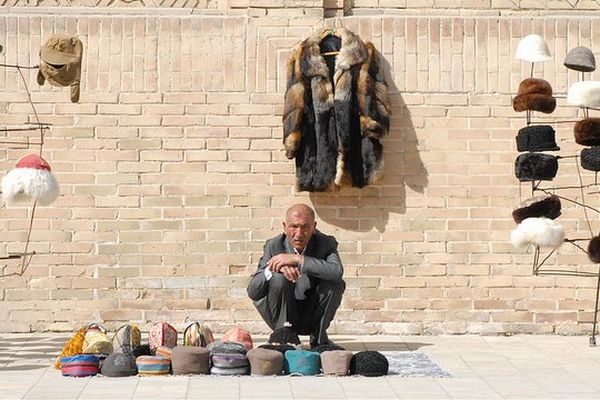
247, 204, 345, 347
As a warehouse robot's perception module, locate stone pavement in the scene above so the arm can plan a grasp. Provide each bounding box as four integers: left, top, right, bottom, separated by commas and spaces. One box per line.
2, 333, 600, 399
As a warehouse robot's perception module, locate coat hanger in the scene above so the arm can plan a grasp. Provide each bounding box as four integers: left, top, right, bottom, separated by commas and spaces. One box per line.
319, 27, 341, 57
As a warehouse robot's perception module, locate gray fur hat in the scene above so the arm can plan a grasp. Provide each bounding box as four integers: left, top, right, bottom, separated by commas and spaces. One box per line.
564, 46, 596, 72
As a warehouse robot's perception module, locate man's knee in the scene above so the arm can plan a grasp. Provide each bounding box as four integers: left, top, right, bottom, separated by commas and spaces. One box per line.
269, 272, 295, 292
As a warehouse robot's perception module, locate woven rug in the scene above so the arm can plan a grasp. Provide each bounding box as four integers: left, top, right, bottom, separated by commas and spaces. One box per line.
382, 351, 451, 377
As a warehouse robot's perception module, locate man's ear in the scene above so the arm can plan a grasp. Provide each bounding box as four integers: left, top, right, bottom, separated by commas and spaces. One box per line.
282, 221, 287, 230
313, 221, 317, 230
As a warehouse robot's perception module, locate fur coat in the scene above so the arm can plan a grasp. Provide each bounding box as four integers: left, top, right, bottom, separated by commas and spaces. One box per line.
283, 28, 391, 192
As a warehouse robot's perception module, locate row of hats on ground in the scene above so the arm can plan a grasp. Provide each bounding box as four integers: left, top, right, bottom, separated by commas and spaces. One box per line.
56, 322, 390, 378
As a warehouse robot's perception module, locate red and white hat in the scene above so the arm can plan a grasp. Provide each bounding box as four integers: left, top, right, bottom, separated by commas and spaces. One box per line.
2, 154, 59, 206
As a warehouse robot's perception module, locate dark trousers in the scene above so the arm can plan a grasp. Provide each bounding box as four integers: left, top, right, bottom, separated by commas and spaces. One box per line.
253, 272, 345, 345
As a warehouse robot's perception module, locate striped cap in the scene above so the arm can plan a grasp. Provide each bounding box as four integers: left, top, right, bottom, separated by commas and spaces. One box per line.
135, 355, 171, 376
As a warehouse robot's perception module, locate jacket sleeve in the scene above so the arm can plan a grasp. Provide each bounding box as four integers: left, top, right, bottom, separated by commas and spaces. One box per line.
357, 42, 391, 140
282, 43, 305, 159
246, 240, 273, 301
301, 238, 344, 282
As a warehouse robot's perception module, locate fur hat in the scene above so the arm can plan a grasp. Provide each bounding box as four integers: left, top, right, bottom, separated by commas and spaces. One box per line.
564, 46, 596, 72
588, 236, 600, 263
510, 217, 565, 250
514, 153, 559, 181
513, 78, 556, 113
581, 147, 600, 171
37, 33, 83, 103
512, 195, 562, 224
2, 154, 59, 206
574, 118, 600, 146
515, 34, 551, 63
567, 81, 600, 109
516, 125, 560, 152
349, 351, 389, 377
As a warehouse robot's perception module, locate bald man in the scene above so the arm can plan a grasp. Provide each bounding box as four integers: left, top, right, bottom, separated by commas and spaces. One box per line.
247, 204, 345, 347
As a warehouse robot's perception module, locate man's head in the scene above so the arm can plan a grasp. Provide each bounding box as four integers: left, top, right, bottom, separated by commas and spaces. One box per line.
283, 204, 317, 252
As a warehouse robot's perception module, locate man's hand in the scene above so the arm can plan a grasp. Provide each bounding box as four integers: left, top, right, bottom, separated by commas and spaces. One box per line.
279, 266, 301, 283
267, 253, 302, 272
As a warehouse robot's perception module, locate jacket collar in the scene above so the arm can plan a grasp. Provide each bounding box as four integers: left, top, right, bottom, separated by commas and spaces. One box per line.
302, 28, 368, 78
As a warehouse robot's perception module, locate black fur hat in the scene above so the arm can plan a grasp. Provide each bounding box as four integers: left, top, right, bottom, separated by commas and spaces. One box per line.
514, 153, 559, 181
512, 195, 561, 224
516, 125, 560, 152
349, 351, 389, 377
588, 236, 600, 263
574, 118, 600, 146
581, 147, 600, 171
513, 78, 556, 113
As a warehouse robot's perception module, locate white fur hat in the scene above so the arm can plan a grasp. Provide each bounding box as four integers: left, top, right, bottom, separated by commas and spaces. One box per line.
567, 81, 600, 108
2, 154, 59, 206
515, 34, 551, 63
511, 217, 565, 251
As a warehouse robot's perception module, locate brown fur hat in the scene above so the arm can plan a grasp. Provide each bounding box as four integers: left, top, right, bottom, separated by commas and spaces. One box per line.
588, 236, 600, 263
574, 118, 600, 146
512, 195, 561, 224
517, 78, 553, 96
513, 78, 556, 113
513, 94, 557, 113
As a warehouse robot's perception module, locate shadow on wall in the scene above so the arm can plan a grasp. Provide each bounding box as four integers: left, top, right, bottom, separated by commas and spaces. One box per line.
310, 54, 428, 233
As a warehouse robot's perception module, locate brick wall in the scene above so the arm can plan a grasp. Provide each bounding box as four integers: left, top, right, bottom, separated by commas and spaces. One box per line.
1, 4, 600, 335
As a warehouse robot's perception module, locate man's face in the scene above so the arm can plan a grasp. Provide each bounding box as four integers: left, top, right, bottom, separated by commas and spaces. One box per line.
283, 211, 316, 251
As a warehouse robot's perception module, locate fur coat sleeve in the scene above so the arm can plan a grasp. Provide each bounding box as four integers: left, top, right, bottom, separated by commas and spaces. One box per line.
282, 29, 391, 192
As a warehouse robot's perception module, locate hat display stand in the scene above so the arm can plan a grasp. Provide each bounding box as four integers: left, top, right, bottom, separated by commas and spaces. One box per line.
0, 50, 55, 278
513, 38, 600, 346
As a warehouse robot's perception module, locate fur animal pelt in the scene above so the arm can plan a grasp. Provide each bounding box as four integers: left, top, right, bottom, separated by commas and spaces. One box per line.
567, 81, 600, 108
574, 118, 600, 146
282, 28, 391, 192
588, 236, 600, 263
512, 195, 561, 224
581, 147, 600, 171
511, 217, 565, 251
514, 153, 558, 181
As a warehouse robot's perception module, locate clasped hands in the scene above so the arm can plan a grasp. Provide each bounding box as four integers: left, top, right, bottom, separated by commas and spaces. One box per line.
267, 253, 303, 283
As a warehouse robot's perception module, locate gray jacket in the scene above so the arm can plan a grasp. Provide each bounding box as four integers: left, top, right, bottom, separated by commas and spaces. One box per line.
247, 231, 344, 302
